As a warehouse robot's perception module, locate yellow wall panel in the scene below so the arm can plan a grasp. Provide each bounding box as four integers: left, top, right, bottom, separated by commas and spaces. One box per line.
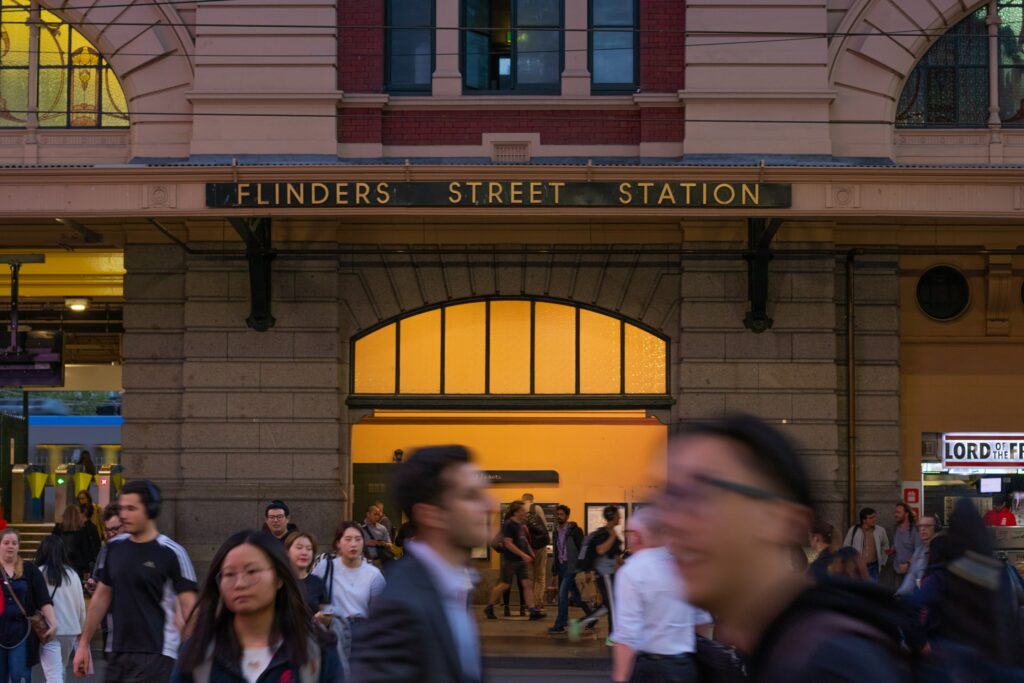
534, 302, 576, 393
489, 301, 531, 393
444, 303, 486, 393
624, 325, 667, 394
399, 309, 441, 393
354, 324, 396, 393
579, 310, 620, 393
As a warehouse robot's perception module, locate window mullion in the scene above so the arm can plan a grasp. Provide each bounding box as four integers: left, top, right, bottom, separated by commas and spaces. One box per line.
986, 0, 1001, 128
26, 0, 40, 129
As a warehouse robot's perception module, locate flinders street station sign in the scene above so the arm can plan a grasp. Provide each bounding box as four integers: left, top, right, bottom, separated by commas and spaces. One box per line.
206, 180, 792, 209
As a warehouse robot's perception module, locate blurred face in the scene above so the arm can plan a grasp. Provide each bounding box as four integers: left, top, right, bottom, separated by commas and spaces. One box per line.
117, 493, 151, 535
78, 492, 89, 505
103, 516, 123, 540
265, 508, 289, 537
862, 513, 877, 529
78, 509, 88, 525
287, 536, 314, 572
0, 534, 18, 564
366, 507, 382, 524
556, 509, 568, 525
218, 544, 281, 615
657, 435, 795, 612
337, 527, 365, 560
438, 464, 494, 551
512, 505, 527, 523
894, 506, 906, 524
607, 511, 621, 526
918, 517, 937, 543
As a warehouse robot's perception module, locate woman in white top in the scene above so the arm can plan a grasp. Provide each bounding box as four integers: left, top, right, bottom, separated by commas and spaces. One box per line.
35, 535, 86, 683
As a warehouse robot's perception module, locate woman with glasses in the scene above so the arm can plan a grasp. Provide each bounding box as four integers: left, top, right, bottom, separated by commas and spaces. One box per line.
173, 530, 340, 683
35, 535, 86, 682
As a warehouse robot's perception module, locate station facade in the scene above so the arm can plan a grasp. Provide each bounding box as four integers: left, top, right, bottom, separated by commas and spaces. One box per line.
1, 0, 1023, 571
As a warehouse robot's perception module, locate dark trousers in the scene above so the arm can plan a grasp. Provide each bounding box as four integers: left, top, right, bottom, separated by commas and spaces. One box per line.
631, 653, 698, 683
106, 652, 175, 683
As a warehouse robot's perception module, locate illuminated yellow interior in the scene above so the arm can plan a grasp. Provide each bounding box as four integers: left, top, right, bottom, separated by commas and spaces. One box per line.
352, 299, 667, 396
0, 251, 124, 297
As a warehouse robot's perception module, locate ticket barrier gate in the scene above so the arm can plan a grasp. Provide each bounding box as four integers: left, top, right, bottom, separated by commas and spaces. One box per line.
10, 464, 45, 523
96, 464, 123, 508
52, 463, 77, 521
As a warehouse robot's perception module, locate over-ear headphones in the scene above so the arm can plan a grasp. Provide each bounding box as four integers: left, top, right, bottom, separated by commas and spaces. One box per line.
602, 505, 618, 522
142, 481, 162, 519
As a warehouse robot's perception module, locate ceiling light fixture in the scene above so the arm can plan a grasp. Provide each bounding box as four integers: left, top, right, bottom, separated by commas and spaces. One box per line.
65, 297, 90, 312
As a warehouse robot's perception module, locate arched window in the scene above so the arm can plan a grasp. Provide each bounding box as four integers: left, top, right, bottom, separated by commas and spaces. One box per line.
350, 298, 670, 407
897, 3, 1024, 127
0, 0, 129, 128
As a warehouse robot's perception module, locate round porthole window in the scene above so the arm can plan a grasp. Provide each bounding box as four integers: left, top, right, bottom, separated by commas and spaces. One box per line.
916, 265, 970, 321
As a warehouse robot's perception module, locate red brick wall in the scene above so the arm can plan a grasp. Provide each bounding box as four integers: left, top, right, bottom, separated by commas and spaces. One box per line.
640, 107, 684, 142
339, 0, 384, 92
639, 0, 684, 92
340, 109, 383, 143
378, 110, 642, 146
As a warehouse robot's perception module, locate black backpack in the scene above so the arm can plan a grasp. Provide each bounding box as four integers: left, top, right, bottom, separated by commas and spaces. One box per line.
576, 530, 602, 572
525, 513, 550, 551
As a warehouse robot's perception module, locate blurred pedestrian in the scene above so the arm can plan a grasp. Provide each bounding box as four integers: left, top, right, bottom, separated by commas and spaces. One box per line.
284, 531, 328, 620
611, 508, 712, 683
892, 503, 922, 589
657, 415, 912, 682
76, 491, 103, 543
983, 493, 1017, 527
350, 445, 490, 683
36, 535, 86, 682
573, 505, 622, 636
807, 521, 835, 581
548, 504, 590, 635
0, 529, 57, 682
521, 493, 550, 606
76, 451, 96, 478
896, 515, 940, 597
173, 530, 341, 682
362, 505, 396, 571
373, 501, 394, 540
73, 480, 197, 682
843, 507, 890, 582
262, 500, 295, 544
52, 505, 97, 580
485, 500, 544, 621
828, 547, 870, 581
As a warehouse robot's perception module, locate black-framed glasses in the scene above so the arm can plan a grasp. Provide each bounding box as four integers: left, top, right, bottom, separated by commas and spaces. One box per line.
103, 524, 123, 536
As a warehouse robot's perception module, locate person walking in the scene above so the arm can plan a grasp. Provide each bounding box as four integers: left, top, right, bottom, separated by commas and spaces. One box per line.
284, 531, 328, 620
827, 547, 871, 581
573, 505, 622, 637
361, 505, 396, 572
373, 501, 394, 540
351, 445, 491, 683
896, 515, 940, 597
75, 492, 102, 545
610, 508, 712, 683
52, 506, 95, 580
807, 521, 835, 580
262, 500, 296, 544
485, 501, 544, 621
548, 504, 589, 635
0, 529, 57, 682
72, 480, 198, 682
521, 493, 550, 606
842, 507, 890, 582
172, 530, 341, 683
892, 503, 922, 589
657, 415, 913, 682
35, 535, 86, 683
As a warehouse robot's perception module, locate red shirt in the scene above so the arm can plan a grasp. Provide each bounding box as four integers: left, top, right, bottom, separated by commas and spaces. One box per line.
983, 507, 1017, 527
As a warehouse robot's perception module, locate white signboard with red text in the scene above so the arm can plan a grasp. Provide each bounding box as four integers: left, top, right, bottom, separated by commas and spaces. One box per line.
942, 433, 1024, 468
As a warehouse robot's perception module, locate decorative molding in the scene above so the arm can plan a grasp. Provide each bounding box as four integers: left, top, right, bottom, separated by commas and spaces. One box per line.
826, 184, 860, 209
679, 89, 838, 103
895, 133, 988, 146
0, 136, 22, 146
38, 133, 130, 146
986, 255, 1013, 336
144, 184, 177, 209
186, 90, 344, 102
384, 95, 636, 110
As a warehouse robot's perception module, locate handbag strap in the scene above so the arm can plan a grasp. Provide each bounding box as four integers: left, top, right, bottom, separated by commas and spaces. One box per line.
1, 569, 29, 620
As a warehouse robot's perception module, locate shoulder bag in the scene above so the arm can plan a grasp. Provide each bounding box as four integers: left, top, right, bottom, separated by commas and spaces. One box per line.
0, 569, 51, 646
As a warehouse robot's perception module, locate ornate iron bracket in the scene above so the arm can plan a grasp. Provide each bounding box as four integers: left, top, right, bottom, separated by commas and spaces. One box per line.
228, 217, 276, 332
743, 217, 783, 333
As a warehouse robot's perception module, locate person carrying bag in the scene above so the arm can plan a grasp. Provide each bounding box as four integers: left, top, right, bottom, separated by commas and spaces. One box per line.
0, 528, 57, 681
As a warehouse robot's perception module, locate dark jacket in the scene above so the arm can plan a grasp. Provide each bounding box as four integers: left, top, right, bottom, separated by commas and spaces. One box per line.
749, 577, 915, 683
807, 548, 834, 581
551, 522, 583, 575
349, 550, 480, 683
171, 636, 342, 683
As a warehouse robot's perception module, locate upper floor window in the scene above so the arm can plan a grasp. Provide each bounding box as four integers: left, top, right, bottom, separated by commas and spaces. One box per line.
0, 0, 129, 128
590, 0, 636, 92
897, 3, 1024, 127
387, 0, 434, 93
462, 0, 562, 93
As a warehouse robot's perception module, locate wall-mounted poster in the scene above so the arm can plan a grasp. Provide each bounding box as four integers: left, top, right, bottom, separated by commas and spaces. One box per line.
585, 503, 627, 543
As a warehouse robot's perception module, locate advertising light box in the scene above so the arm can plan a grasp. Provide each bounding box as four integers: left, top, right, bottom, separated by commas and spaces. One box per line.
942, 433, 1024, 468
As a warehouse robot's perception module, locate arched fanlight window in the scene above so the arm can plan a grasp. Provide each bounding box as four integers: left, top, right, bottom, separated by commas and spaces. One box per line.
350, 298, 671, 407
897, 3, 1024, 127
0, 0, 129, 128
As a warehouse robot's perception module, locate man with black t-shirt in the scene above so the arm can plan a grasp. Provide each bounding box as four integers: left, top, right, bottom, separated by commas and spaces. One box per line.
485, 500, 544, 620
72, 480, 198, 682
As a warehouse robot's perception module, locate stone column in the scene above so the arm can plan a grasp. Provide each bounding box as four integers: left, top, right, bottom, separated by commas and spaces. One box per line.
561, 0, 591, 96
433, 0, 463, 96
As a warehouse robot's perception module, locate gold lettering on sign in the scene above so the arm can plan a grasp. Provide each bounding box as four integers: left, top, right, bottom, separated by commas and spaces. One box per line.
237, 184, 251, 204
713, 184, 736, 205
680, 183, 696, 204
376, 183, 391, 204
467, 181, 482, 204
336, 182, 350, 206
618, 182, 632, 205
488, 182, 503, 204
637, 182, 653, 204
286, 183, 304, 205
311, 183, 329, 205
355, 182, 371, 205
256, 184, 269, 206
530, 182, 543, 204
658, 184, 676, 205
509, 181, 523, 205
550, 182, 564, 204
742, 184, 760, 206
275, 184, 281, 204
449, 182, 462, 204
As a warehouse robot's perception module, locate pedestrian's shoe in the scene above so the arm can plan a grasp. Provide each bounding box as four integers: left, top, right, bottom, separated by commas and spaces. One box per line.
567, 619, 582, 642
585, 619, 598, 631
503, 605, 510, 617
548, 626, 566, 635
528, 609, 546, 621
484, 605, 497, 620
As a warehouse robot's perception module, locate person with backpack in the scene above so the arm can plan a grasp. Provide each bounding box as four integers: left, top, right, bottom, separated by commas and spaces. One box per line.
548, 504, 591, 635
521, 494, 551, 606
842, 507, 891, 583
485, 501, 544, 621
571, 505, 622, 640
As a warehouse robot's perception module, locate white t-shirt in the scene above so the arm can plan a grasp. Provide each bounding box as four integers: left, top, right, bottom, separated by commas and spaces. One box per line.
241, 645, 275, 683
41, 565, 86, 636
311, 557, 385, 619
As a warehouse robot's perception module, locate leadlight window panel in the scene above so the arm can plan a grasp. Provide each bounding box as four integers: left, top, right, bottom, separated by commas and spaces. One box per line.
896, 8, 991, 127
998, 2, 1024, 123
0, 1, 128, 128
387, 0, 434, 93
462, 0, 562, 93
590, 0, 636, 90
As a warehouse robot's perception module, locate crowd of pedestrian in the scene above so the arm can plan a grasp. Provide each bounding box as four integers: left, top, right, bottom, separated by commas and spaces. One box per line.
0, 415, 1018, 682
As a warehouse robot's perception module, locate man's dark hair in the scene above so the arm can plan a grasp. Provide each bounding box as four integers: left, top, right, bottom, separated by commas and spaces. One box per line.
101, 502, 121, 523
895, 502, 916, 525
811, 520, 833, 543
120, 480, 161, 519
556, 504, 571, 518
265, 500, 290, 518
994, 492, 1009, 509
678, 414, 813, 509
392, 445, 471, 530
859, 507, 876, 524
602, 505, 619, 522
505, 500, 526, 521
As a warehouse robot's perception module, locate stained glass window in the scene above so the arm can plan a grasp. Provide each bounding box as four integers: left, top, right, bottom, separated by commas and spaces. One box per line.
0, 0, 128, 129
897, 4, 1024, 127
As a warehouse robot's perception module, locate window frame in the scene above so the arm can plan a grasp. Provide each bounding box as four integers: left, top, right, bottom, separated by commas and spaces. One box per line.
588, 0, 638, 94
460, 0, 565, 95
384, 0, 436, 95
